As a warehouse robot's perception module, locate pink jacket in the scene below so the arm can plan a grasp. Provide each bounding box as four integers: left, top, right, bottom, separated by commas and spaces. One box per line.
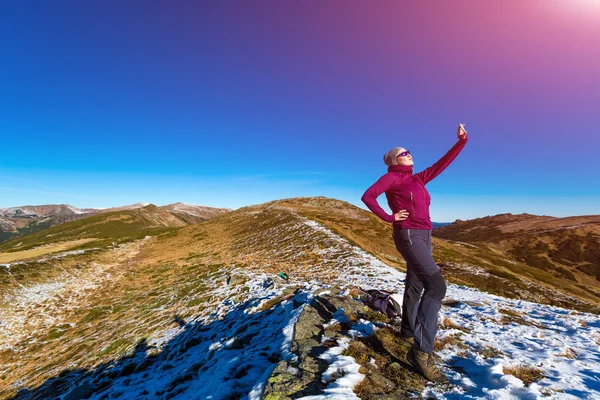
361, 136, 468, 229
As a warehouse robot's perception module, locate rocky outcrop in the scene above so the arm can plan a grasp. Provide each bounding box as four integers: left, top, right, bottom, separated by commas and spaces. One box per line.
0, 218, 16, 232
262, 289, 423, 399
263, 291, 368, 399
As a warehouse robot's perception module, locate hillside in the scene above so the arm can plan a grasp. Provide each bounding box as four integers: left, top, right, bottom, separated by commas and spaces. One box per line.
0, 205, 97, 243
1, 197, 599, 399
0, 203, 231, 245
0, 204, 187, 263
160, 202, 233, 225
433, 213, 600, 296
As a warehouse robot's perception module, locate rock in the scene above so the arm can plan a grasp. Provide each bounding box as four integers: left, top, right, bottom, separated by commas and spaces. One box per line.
64, 381, 95, 400
389, 362, 401, 372
298, 357, 322, 374
262, 292, 369, 398
294, 308, 323, 341
292, 337, 321, 356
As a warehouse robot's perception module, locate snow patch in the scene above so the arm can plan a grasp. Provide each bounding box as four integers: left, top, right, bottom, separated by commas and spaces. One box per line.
299, 337, 364, 400
66, 205, 88, 214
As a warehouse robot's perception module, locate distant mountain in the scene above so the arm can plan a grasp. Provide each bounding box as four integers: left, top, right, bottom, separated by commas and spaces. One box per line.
160, 202, 233, 224
0, 202, 231, 244
432, 221, 451, 229
0, 204, 99, 243
99, 202, 152, 212
0, 204, 96, 218
0, 204, 183, 256
434, 213, 600, 289
432, 213, 558, 242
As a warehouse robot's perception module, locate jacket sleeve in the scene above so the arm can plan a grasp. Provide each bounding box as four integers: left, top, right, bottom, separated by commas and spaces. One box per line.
415, 135, 468, 185
361, 173, 396, 223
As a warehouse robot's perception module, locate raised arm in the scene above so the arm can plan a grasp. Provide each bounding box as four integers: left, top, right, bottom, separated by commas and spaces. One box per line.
415, 124, 468, 185
361, 173, 396, 223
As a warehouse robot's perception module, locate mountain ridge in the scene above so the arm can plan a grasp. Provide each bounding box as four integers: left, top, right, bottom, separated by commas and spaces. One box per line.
1, 197, 600, 398
0, 202, 232, 244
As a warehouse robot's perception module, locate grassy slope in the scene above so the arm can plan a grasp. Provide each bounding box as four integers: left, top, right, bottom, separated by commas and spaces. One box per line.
135, 197, 600, 312
433, 213, 600, 308
0, 205, 183, 255
2, 197, 599, 398
0, 205, 186, 300
267, 198, 600, 311
0, 219, 55, 244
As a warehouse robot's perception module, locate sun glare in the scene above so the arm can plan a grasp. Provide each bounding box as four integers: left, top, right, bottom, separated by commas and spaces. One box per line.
543, 0, 600, 24
561, 0, 600, 11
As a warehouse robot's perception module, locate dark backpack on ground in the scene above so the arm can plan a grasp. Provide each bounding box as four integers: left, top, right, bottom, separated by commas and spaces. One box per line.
360, 289, 402, 322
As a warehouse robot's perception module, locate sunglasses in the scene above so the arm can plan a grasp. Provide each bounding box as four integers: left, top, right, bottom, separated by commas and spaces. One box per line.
397, 150, 411, 157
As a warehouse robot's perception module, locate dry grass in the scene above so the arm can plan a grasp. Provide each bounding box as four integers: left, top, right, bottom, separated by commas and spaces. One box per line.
434, 334, 468, 351
346, 287, 361, 298
478, 346, 505, 359
456, 350, 469, 358
579, 319, 588, 327
502, 364, 545, 386
440, 316, 470, 332
342, 340, 372, 365
499, 308, 522, 318
358, 309, 389, 323
558, 348, 577, 359
346, 329, 427, 398
0, 239, 97, 263
498, 308, 545, 328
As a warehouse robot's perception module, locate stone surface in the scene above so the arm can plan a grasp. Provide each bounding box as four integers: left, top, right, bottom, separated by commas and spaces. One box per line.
262, 292, 371, 399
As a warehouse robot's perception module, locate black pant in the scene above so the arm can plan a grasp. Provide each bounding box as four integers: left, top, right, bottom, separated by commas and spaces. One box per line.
393, 227, 447, 355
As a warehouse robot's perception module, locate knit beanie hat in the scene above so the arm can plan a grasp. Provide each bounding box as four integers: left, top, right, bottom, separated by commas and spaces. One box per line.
383, 147, 405, 166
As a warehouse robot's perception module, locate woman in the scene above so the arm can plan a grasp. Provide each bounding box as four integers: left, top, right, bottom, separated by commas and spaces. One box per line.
361, 124, 468, 382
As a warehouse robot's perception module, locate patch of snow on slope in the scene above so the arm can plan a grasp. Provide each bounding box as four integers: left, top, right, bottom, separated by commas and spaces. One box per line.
0, 262, 109, 350
83, 285, 315, 400
299, 337, 364, 400
0, 242, 145, 352
66, 205, 88, 214
169, 203, 202, 217
0, 217, 16, 230
0, 207, 38, 217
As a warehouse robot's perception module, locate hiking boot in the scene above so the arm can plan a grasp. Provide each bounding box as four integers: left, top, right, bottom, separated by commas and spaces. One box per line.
427, 354, 448, 382
406, 344, 448, 383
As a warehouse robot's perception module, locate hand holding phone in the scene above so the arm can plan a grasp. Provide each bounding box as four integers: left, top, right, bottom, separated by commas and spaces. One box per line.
457, 123, 467, 139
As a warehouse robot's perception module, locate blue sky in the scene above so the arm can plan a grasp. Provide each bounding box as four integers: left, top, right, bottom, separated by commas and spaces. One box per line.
1, 1, 599, 221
